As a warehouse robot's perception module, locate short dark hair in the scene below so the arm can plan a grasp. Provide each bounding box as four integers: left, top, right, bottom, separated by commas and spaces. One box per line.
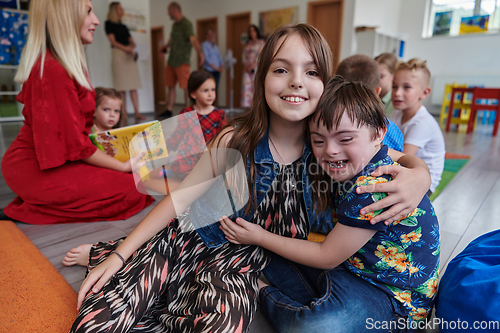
335, 54, 380, 91
311, 75, 387, 139
188, 70, 215, 104
309, 76, 388, 212
168, 2, 181, 12
247, 24, 262, 42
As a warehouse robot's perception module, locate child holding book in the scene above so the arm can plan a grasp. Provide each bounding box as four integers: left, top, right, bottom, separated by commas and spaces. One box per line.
1, 0, 154, 224
220, 77, 440, 332
166, 70, 227, 177
92, 87, 127, 133
390, 58, 445, 195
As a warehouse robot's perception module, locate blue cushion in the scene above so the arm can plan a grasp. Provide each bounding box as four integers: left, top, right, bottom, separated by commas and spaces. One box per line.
436, 229, 500, 331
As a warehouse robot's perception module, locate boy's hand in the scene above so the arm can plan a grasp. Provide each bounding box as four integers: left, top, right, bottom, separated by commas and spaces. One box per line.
219, 216, 263, 245
357, 164, 429, 225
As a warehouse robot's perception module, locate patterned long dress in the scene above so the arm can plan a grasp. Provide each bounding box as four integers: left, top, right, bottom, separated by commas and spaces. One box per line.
240, 39, 265, 108
70, 160, 308, 333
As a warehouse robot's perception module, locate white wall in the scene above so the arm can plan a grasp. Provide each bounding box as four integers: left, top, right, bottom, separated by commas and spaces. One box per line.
398, 0, 500, 114
354, 0, 401, 35
86, 0, 154, 113
150, 0, 355, 107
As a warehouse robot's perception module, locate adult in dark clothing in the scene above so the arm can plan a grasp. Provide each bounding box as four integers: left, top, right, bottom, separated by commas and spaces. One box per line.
105, 2, 145, 122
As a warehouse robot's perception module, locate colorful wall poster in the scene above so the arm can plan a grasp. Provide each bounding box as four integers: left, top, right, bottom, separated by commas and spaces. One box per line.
259, 7, 298, 37
433, 11, 452, 36
459, 14, 489, 34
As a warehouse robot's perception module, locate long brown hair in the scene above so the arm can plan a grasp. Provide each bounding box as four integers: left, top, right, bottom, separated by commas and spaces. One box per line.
221, 23, 333, 213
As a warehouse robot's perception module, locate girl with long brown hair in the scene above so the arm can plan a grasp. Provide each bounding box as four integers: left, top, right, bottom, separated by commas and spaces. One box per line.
65, 24, 431, 333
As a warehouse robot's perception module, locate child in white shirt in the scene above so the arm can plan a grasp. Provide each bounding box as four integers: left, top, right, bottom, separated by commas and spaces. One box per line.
390, 58, 445, 194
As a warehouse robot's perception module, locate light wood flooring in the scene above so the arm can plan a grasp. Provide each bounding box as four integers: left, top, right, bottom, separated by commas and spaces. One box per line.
1, 113, 500, 332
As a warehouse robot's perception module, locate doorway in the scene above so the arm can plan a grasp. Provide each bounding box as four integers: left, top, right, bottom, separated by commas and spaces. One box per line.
226, 12, 251, 109
196, 17, 220, 103
307, 0, 343, 69
151, 26, 166, 110
196, 17, 219, 54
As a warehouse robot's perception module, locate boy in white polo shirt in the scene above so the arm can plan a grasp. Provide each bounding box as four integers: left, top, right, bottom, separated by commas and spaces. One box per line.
391, 58, 445, 195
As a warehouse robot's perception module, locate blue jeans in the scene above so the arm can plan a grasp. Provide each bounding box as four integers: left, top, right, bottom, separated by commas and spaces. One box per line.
261, 254, 408, 333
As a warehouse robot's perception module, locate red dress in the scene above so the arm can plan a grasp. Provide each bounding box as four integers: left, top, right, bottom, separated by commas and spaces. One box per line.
1, 52, 154, 224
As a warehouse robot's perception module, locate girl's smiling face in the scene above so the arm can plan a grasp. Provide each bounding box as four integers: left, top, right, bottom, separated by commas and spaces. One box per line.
310, 113, 385, 183
264, 34, 324, 125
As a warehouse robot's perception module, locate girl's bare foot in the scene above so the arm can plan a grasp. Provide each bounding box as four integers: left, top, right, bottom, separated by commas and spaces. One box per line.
62, 244, 92, 267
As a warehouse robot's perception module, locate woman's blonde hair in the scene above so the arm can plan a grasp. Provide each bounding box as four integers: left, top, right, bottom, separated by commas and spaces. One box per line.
14, 0, 91, 90
107, 2, 121, 24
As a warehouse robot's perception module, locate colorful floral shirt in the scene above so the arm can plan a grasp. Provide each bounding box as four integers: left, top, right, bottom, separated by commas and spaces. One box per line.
335, 145, 440, 325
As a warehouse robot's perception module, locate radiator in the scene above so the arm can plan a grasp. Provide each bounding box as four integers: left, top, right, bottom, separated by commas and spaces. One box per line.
430, 74, 500, 105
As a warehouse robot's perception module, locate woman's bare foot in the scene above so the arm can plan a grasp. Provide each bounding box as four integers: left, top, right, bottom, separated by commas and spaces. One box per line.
62, 244, 92, 267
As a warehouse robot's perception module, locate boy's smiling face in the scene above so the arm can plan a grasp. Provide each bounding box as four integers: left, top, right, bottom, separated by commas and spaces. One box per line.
391, 69, 431, 115
310, 113, 385, 182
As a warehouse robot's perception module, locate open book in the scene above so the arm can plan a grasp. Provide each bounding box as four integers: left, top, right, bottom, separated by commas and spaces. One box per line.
89, 121, 168, 179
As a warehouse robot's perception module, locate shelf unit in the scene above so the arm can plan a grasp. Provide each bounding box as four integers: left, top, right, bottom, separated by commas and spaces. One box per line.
355, 29, 407, 58
1, 4, 28, 122
0, 64, 23, 122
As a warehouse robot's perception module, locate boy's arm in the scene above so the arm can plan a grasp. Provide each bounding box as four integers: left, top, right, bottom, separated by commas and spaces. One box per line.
220, 216, 375, 270
402, 143, 419, 155
357, 151, 430, 225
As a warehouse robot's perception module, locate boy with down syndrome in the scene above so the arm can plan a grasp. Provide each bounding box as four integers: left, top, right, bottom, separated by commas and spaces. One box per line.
220, 77, 440, 332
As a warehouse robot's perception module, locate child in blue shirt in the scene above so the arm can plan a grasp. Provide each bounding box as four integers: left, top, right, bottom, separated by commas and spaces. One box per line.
220, 76, 440, 332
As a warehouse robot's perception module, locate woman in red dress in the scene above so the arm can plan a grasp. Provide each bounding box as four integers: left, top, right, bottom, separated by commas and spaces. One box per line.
1, 0, 154, 224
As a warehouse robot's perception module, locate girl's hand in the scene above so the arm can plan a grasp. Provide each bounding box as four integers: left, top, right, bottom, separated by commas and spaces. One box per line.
219, 216, 263, 245
357, 164, 430, 225
77, 255, 123, 310
123, 151, 146, 173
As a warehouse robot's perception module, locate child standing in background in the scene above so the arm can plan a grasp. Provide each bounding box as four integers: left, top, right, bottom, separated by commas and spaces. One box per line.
92, 87, 127, 133
376, 52, 398, 118
166, 70, 227, 177
220, 77, 440, 332
391, 58, 445, 195
336, 54, 404, 152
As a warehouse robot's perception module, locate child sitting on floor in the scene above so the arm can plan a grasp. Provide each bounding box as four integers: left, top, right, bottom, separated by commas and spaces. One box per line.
92, 87, 127, 133
390, 58, 445, 195
220, 76, 440, 331
336, 53, 404, 152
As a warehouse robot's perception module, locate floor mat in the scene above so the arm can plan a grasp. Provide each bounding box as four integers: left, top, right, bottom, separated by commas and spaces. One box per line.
429, 153, 471, 201
0, 221, 78, 332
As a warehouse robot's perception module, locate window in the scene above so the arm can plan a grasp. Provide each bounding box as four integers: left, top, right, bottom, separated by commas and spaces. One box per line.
426, 0, 500, 37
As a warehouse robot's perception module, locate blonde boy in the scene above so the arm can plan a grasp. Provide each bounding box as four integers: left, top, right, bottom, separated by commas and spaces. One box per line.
390, 58, 445, 194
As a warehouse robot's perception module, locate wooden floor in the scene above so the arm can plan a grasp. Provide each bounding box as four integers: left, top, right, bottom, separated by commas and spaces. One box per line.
1, 113, 500, 331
